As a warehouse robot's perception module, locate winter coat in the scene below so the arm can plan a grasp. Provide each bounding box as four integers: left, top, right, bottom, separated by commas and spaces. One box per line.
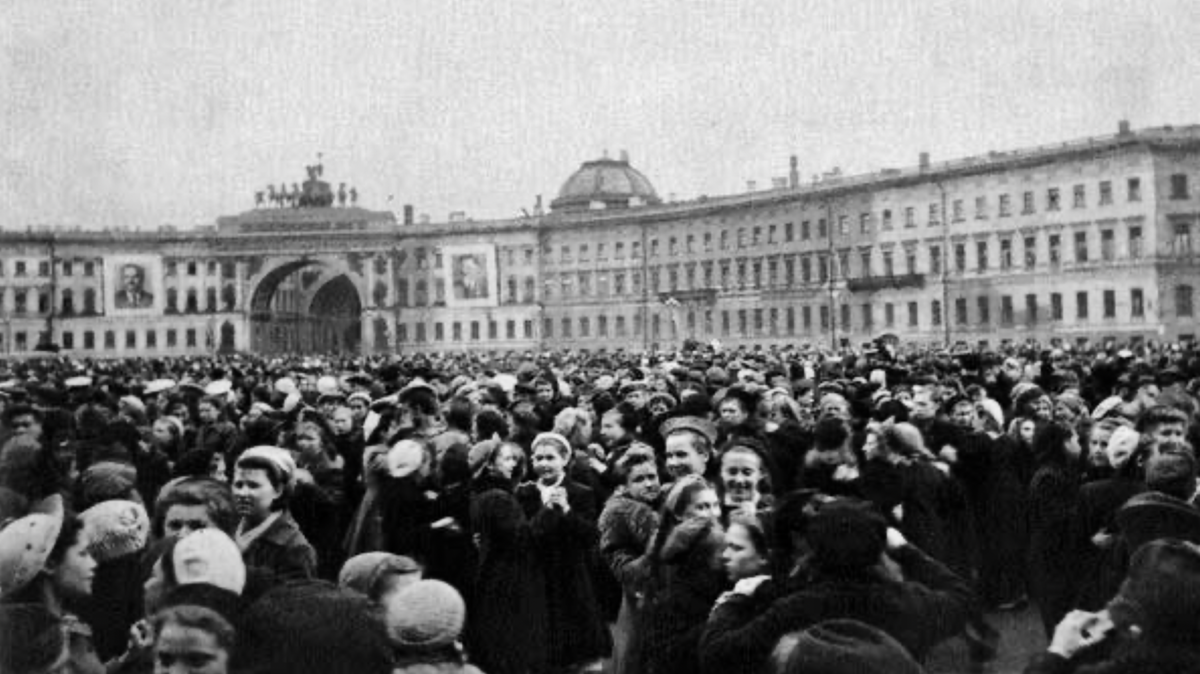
1023, 640, 1200, 674
241, 511, 318, 580
468, 473, 548, 674
599, 488, 660, 674
515, 479, 612, 668
700, 544, 973, 674
1027, 463, 1082, 636
1073, 476, 1145, 610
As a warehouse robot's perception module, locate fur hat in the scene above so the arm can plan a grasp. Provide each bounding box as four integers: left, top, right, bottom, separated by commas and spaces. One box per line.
81, 461, 138, 505
384, 579, 466, 650
338, 552, 421, 598
1105, 427, 1140, 471
808, 500, 887, 575
775, 620, 923, 674
80, 499, 149, 563
0, 495, 63, 598
172, 529, 246, 595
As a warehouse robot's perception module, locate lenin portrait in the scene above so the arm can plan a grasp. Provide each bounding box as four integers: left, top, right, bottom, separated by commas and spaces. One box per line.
114, 263, 155, 309
452, 253, 489, 300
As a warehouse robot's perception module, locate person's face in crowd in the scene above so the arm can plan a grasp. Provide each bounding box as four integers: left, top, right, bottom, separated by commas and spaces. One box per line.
1149, 421, 1186, 447
531, 443, 568, 486
163, 504, 216, 539
50, 530, 96, 601
1029, 396, 1053, 422
492, 444, 521, 480
232, 468, 280, 525
294, 429, 324, 464
1088, 428, 1113, 468
625, 389, 648, 410
152, 420, 176, 446
819, 395, 850, 421
719, 399, 749, 428
1064, 432, 1083, 460
197, 402, 219, 425
665, 432, 708, 479
330, 407, 354, 436
319, 401, 337, 419
599, 410, 628, 448
170, 403, 192, 426
209, 454, 227, 483
535, 381, 555, 404
723, 522, 769, 582
682, 487, 720, 521
910, 392, 937, 421
574, 415, 593, 446
862, 431, 883, 461
8, 413, 41, 438
396, 403, 417, 431
950, 401, 977, 429
649, 398, 671, 418
720, 449, 762, 504
796, 388, 815, 407
1019, 419, 1037, 445
1055, 401, 1080, 426
626, 462, 661, 504
153, 621, 230, 674
1138, 384, 1160, 405
894, 389, 913, 406
349, 398, 369, 423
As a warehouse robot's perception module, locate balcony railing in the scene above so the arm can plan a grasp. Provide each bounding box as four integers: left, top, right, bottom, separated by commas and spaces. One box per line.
846, 273, 927, 293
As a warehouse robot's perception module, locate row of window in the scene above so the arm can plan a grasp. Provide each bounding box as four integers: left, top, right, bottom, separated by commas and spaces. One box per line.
3, 327, 205, 353
165, 260, 234, 279
398, 319, 536, 344
0, 258, 240, 280
0, 286, 237, 316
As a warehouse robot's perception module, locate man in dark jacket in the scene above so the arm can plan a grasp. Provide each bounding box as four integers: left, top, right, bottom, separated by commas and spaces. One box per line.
700, 499, 973, 674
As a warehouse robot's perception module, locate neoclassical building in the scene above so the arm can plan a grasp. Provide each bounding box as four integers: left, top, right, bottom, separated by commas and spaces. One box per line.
2, 121, 1199, 357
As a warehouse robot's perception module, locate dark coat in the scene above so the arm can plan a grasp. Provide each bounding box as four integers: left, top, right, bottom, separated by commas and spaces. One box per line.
1023, 641, 1200, 674
700, 545, 973, 674
467, 474, 548, 674
1027, 463, 1082, 636
515, 479, 612, 667
598, 489, 660, 674
242, 511, 318, 581
643, 566, 726, 674
975, 433, 1029, 606
1073, 476, 1145, 610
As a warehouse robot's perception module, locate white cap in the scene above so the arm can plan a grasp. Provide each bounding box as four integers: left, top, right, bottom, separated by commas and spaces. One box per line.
274, 377, 297, 395
387, 440, 426, 478
173, 529, 247, 595
65, 376, 93, 389
144, 379, 177, 396
205, 380, 232, 397
317, 376, 340, 396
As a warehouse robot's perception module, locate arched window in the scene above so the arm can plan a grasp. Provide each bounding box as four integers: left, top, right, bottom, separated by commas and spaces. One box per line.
524, 277, 535, 303
373, 281, 388, 307
222, 285, 236, 311
186, 289, 199, 313
166, 288, 179, 314
60, 289, 74, 316
396, 279, 409, 307
206, 288, 218, 313
507, 277, 517, 303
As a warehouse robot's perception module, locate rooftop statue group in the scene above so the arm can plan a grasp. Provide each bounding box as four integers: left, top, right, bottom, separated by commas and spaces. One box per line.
255, 163, 358, 209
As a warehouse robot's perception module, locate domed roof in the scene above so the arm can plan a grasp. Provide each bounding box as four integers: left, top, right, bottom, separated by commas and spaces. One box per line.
551, 156, 661, 212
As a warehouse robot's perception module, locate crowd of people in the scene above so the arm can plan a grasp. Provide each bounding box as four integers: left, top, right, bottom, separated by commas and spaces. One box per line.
1, 340, 1200, 674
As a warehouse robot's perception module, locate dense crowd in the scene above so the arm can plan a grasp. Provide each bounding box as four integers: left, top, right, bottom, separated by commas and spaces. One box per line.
2, 341, 1200, 674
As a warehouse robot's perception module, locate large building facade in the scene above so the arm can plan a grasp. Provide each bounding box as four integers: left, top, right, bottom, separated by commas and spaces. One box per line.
2, 121, 1200, 358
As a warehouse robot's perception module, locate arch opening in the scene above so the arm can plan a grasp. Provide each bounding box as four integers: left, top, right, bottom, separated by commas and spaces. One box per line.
249, 260, 364, 354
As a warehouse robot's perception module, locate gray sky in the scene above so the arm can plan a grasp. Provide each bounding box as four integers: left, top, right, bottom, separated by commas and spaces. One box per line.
2, 0, 1195, 230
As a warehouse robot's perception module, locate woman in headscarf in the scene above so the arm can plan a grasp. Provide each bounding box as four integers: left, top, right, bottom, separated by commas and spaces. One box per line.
231, 446, 317, 580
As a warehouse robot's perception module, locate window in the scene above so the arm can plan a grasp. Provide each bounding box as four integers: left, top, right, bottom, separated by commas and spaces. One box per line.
861, 304, 872, 330
562, 317, 572, 338
452, 322, 463, 341
579, 317, 591, 338
783, 223, 793, 243
631, 241, 642, 258
818, 255, 829, 282
524, 320, 533, 338
84, 331, 95, 350
1000, 296, 1013, 326
1129, 226, 1143, 259
931, 299, 942, 326
186, 289, 198, 313
1178, 285, 1194, 317
435, 322, 445, 341
187, 261, 197, 276
1026, 294, 1038, 325
206, 288, 217, 313
801, 256, 811, 282
62, 261, 73, 277
1131, 288, 1145, 319
783, 259, 794, 286
736, 230, 745, 249
907, 301, 918, 327
860, 213, 870, 234
1049, 234, 1061, 265
543, 318, 553, 338
1051, 293, 1063, 321
1101, 229, 1114, 261
800, 221, 811, 240
598, 315, 607, 337
904, 207, 915, 228
952, 199, 964, 222
786, 307, 795, 334
615, 315, 626, 337
15, 261, 25, 277
166, 329, 176, 347
884, 303, 895, 328
881, 211, 892, 231
837, 251, 850, 280
818, 218, 828, 238
975, 196, 987, 219
839, 304, 849, 331
15, 332, 26, 351
37, 292, 48, 315
187, 329, 199, 347
38, 261, 49, 277
1104, 290, 1116, 318
579, 244, 590, 261
1128, 177, 1141, 202
398, 324, 408, 343
838, 216, 848, 235
883, 250, 895, 277
904, 249, 916, 276
1171, 173, 1189, 199
722, 311, 730, 335
976, 241, 988, 272
615, 242, 625, 259
14, 290, 26, 314
1175, 223, 1192, 255
1023, 191, 1035, 214
84, 261, 94, 277
928, 203, 940, 226
820, 305, 830, 330
60, 289, 74, 316
687, 234, 696, 252
1000, 239, 1012, 270
1077, 291, 1089, 320
954, 244, 966, 272
803, 306, 813, 331
860, 250, 873, 277
767, 259, 778, 286
62, 331, 74, 350
751, 228, 760, 246
1075, 231, 1089, 262
977, 297, 990, 324
146, 330, 157, 349
1047, 188, 1060, 211
434, 278, 446, 304
1073, 184, 1086, 208
1099, 180, 1113, 205
472, 321, 483, 340
955, 298, 968, 325
999, 194, 1011, 217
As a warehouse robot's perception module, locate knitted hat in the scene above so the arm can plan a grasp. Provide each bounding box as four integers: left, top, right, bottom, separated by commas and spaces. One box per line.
1106, 427, 1140, 471
338, 552, 421, 598
0, 495, 63, 598
81, 461, 138, 504
808, 500, 887, 575
80, 500, 149, 563
172, 529, 246, 595
777, 620, 924, 674
1107, 539, 1200, 644
236, 446, 296, 486
977, 398, 1004, 430
0, 603, 68, 674
1092, 395, 1126, 421
384, 579, 466, 650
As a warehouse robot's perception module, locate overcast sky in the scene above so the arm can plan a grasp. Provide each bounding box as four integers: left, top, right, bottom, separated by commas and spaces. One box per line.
2, 0, 1196, 230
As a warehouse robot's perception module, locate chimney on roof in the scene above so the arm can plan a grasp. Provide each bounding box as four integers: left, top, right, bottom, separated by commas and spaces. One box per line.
403, 204, 414, 225
620, 150, 629, 164
534, 195, 543, 216
919, 152, 931, 171
1118, 119, 1132, 135
789, 155, 799, 188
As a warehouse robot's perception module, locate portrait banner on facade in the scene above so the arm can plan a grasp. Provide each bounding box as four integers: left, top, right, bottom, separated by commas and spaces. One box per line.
104, 255, 163, 316
442, 243, 497, 308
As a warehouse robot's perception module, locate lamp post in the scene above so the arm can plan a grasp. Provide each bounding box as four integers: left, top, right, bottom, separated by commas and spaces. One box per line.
935, 180, 951, 348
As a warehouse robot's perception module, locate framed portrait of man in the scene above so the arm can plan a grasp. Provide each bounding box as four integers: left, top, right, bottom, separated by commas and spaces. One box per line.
442, 244, 497, 308
105, 255, 163, 315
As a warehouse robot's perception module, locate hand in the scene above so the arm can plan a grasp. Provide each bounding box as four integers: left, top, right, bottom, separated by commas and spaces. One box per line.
732, 574, 771, 596
127, 619, 154, 655
588, 457, 608, 474
1049, 610, 1112, 658
1092, 530, 1114, 549
886, 527, 908, 551
832, 464, 858, 482
293, 467, 314, 486
587, 443, 607, 461
892, 504, 905, 522
939, 446, 959, 464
